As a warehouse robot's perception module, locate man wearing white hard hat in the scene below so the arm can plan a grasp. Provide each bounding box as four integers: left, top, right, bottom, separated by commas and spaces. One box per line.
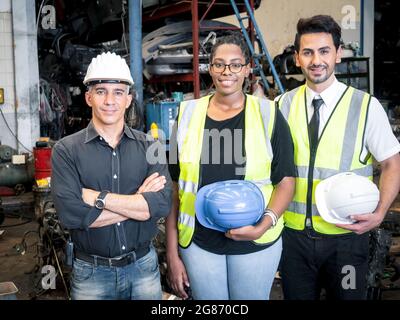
51, 52, 172, 300
276, 15, 400, 300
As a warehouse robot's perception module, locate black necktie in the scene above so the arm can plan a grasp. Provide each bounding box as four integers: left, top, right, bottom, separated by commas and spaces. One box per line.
309, 98, 324, 151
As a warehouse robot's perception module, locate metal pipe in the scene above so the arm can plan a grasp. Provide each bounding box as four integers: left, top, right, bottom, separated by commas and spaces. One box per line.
192, 0, 200, 98
10, 1, 20, 152
230, 0, 269, 91
249, 0, 255, 85
360, 0, 364, 56
242, 0, 285, 94
129, 0, 143, 128
199, 0, 217, 26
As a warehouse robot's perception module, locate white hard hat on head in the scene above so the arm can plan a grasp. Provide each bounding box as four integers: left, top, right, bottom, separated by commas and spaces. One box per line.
83, 52, 134, 86
316, 172, 379, 224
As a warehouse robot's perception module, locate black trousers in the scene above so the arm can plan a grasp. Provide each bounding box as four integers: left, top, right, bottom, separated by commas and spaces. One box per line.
280, 227, 369, 300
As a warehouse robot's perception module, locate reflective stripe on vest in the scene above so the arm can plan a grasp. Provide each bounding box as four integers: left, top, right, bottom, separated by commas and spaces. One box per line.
178, 179, 198, 195
177, 94, 282, 247
279, 85, 373, 234
296, 165, 373, 181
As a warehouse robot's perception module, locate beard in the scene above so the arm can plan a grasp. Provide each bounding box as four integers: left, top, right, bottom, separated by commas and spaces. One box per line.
302, 64, 334, 84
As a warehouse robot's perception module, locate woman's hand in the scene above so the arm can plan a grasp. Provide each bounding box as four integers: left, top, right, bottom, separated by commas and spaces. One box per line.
225, 214, 274, 241
167, 254, 190, 299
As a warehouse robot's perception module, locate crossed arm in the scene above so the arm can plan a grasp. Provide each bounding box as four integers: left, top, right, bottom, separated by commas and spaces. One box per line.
83, 173, 167, 228
51, 141, 172, 230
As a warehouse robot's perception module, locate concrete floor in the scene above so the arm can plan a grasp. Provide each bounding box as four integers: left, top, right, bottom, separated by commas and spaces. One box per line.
1, 201, 399, 300
0, 213, 285, 300
0, 217, 68, 300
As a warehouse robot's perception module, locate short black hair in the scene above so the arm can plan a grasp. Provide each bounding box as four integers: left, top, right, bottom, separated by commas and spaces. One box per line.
209, 32, 250, 64
294, 15, 342, 52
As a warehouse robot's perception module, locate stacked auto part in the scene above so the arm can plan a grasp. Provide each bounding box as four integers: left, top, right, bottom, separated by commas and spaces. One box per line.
142, 20, 237, 78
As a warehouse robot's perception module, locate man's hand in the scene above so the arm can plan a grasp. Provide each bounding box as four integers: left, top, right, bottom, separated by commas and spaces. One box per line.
335, 212, 384, 235
82, 188, 100, 206
137, 172, 166, 194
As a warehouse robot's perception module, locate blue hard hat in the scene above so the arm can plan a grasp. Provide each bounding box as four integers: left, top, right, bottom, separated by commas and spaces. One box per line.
195, 180, 265, 232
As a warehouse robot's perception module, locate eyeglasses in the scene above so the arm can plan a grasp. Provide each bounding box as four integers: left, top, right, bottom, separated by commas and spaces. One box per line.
210, 62, 247, 74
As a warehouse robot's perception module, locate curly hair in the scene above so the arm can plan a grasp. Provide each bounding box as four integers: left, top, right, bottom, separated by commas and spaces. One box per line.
209, 32, 251, 63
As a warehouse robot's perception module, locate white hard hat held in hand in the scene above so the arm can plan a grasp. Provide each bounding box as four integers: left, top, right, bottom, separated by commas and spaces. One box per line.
83, 52, 134, 86
315, 172, 380, 225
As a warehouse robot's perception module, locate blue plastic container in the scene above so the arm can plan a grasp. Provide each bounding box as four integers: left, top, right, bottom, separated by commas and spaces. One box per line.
145, 100, 179, 141
171, 92, 184, 102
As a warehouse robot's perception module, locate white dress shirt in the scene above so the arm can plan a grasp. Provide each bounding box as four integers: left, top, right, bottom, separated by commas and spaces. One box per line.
292, 78, 400, 162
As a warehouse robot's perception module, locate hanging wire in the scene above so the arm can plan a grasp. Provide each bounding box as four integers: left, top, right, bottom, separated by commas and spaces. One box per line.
36, 0, 48, 32
0, 108, 33, 153
120, 1, 129, 56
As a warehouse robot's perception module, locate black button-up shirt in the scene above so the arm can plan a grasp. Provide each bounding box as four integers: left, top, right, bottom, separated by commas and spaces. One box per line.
51, 121, 172, 258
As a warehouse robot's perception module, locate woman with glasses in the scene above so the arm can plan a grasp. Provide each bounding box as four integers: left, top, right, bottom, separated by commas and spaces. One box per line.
166, 33, 296, 300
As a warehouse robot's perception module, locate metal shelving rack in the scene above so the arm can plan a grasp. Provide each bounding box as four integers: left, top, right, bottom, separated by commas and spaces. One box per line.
335, 57, 370, 93
142, 0, 260, 98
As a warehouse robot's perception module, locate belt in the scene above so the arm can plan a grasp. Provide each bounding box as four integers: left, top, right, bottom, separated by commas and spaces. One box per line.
74, 246, 150, 267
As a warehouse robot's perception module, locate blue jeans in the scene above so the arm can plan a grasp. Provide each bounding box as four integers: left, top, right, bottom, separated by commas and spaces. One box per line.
70, 246, 162, 300
179, 237, 282, 300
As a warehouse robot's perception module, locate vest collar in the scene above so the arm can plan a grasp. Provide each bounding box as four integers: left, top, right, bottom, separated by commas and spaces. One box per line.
305, 78, 344, 110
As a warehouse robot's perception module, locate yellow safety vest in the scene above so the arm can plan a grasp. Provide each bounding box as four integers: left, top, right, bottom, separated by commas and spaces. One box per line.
278, 84, 373, 234
177, 94, 283, 247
